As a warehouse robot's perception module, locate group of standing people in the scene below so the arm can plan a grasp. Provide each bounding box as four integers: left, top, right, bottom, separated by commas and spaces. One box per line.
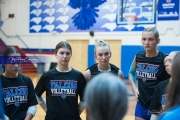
129, 27, 180, 120
0, 27, 180, 120
0, 39, 125, 120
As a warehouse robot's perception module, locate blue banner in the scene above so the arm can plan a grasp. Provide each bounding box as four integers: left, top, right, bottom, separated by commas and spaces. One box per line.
29, 0, 155, 32
158, 0, 179, 21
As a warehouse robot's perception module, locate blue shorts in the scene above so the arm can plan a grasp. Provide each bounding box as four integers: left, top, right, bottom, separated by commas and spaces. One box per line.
135, 102, 151, 120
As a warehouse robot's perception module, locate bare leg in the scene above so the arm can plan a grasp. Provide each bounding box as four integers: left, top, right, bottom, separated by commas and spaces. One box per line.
135, 116, 146, 120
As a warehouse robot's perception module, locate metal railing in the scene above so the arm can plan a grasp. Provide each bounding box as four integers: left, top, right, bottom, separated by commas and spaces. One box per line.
0, 28, 42, 63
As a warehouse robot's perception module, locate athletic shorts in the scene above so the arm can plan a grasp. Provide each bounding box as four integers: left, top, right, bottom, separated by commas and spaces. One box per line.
135, 102, 151, 120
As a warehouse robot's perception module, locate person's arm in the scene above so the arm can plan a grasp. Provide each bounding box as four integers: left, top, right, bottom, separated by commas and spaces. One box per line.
129, 61, 137, 84
129, 57, 139, 101
150, 83, 163, 120
39, 102, 47, 112
24, 76, 38, 120
78, 73, 87, 115
83, 69, 91, 83
150, 114, 158, 120
36, 95, 47, 112
3, 115, 9, 120
35, 74, 47, 112
78, 101, 85, 115
25, 105, 37, 120
24, 113, 33, 120
118, 70, 124, 81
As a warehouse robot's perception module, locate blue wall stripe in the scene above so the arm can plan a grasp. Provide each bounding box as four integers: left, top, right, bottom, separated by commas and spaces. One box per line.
121, 45, 144, 79
22, 46, 180, 79
88, 45, 95, 68
158, 46, 180, 54
121, 45, 180, 79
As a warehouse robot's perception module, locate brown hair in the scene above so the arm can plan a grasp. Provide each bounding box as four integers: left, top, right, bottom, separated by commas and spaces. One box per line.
2, 46, 19, 72
55, 41, 72, 54
164, 52, 180, 111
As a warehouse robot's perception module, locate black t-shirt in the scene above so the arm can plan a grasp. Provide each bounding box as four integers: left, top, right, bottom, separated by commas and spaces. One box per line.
136, 51, 170, 106
35, 68, 86, 120
1, 74, 38, 120
88, 63, 119, 79
149, 79, 169, 114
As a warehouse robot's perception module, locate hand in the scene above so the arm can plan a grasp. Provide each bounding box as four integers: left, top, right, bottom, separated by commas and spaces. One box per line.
133, 89, 139, 102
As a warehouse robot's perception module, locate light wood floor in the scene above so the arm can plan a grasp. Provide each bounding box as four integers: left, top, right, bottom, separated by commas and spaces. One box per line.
24, 73, 136, 120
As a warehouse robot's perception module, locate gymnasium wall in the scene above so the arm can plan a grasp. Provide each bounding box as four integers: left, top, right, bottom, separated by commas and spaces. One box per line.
0, 0, 180, 78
